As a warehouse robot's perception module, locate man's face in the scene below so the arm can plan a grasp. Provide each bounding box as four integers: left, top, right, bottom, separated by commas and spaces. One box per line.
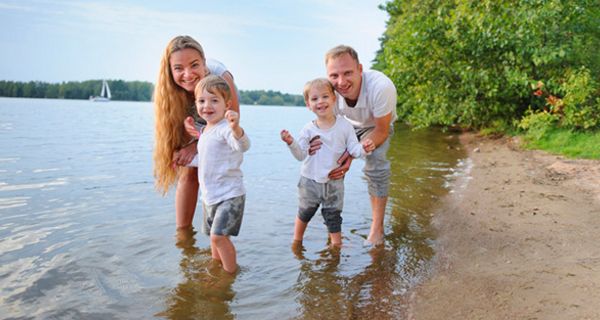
326, 53, 362, 101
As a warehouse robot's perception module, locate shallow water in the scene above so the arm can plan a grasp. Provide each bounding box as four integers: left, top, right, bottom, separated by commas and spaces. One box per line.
0, 97, 467, 319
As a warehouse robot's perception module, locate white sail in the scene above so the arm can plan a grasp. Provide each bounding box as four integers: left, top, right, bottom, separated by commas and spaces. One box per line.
91, 80, 111, 102
104, 80, 111, 99
100, 81, 106, 97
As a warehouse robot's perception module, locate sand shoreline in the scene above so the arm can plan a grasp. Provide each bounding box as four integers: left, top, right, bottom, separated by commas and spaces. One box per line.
408, 133, 600, 319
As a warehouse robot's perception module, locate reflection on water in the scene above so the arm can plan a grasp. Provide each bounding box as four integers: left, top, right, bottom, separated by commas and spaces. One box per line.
0, 98, 467, 319
158, 228, 236, 320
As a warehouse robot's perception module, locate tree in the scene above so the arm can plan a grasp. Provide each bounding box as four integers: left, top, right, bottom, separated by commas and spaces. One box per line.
376, 0, 600, 130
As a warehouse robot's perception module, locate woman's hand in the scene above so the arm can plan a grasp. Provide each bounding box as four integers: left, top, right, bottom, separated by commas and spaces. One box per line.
184, 116, 200, 138
172, 143, 197, 168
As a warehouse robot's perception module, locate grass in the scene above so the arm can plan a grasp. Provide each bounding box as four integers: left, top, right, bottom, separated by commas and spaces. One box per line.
522, 127, 600, 159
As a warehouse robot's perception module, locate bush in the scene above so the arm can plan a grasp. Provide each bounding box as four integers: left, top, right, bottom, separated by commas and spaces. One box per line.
518, 109, 559, 141
375, 0, 600, 130
561, 67, 600, 129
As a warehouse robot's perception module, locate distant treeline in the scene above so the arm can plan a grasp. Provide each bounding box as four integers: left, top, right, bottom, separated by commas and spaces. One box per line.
0, 80, 153, 101
239, 90, 304, 106
0, 80, 305, 106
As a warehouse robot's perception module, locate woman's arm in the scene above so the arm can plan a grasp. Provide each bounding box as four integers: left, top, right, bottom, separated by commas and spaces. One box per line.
222, 71, 240, 114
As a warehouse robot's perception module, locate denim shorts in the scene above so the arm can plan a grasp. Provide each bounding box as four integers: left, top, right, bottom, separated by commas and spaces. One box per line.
297, 176, 344, 233
202, 195, 245, 236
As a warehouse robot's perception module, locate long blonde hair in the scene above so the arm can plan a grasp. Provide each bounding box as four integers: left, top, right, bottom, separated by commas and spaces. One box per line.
153, 35, 206, 194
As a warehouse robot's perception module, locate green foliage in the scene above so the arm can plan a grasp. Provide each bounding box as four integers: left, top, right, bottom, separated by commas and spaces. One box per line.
376, 0, 600, 130
560, 67, 600, 129
0, 80, 303, 106
239, 90, 304, 106
0, 80, 154, 101
518, 109, 559, 141
523, 127, 600, 159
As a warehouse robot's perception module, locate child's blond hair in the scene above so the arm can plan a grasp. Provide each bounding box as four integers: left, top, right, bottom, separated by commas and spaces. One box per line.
194, 75, 232, 102
302, 78, 335, 105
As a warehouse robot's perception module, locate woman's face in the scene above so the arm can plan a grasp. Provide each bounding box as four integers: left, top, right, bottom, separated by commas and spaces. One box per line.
169, 48, 207, 93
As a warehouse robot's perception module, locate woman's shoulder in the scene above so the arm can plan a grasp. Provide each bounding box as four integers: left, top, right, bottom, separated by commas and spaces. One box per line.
206, 58, 228, 76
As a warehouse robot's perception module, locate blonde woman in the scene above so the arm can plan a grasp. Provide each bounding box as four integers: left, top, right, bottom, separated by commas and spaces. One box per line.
154, 35, 239, 229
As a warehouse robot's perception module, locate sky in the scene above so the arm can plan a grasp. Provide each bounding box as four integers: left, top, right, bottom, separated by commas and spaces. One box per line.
0, 0, 389, 94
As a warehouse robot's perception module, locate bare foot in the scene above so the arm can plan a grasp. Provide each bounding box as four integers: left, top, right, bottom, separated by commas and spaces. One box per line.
364, 233, 384, 247
291, 240, 305, 259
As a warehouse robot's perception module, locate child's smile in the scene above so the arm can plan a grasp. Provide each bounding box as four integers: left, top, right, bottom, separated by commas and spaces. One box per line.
196, 89, 227, 124
307, 86, 336, 119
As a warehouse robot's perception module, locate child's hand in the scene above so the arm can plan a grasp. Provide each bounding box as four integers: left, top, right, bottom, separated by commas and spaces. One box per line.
280, 129, 294, 145
362, 138, 375, 153
184, 116, 200, 138
225, 110, 240, 129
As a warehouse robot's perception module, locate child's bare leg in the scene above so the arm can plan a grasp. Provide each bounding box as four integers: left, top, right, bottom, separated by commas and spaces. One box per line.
211, 234, 237, 273
329, 232, 342, 247
210, 242, 221, 262
293, 216, 308, 242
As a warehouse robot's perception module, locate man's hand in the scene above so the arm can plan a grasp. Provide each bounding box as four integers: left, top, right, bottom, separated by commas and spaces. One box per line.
328, 150, 353, 180
308, 135, 322, 155
280, 129, 294, 145
184, 116, 200, 138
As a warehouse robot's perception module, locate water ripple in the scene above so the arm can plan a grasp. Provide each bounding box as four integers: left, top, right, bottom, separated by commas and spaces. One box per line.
0, 178, 68, 191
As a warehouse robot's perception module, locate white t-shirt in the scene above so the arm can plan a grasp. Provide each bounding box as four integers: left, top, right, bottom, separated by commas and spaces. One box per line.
206, 58, 240, 100
206, 58, 227, 77
189, 119, 250, 205
335, 70, 397, 129
287, 116, 367, 183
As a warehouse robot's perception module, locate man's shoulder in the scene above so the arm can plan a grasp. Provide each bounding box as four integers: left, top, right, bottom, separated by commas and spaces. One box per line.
364, 70, 394, 88
363, 70, 397, 102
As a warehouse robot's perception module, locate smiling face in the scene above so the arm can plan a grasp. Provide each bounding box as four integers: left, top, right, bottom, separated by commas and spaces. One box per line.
169, 48, 207, 93
195, 88, 230, 125
305, 83, 336, 120
326, 52, 363, 101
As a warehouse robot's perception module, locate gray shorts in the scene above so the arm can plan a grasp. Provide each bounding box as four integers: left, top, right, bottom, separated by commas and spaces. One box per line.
297, 176, 344, 233
356, 127, 394, 198
202, 195, 245, 236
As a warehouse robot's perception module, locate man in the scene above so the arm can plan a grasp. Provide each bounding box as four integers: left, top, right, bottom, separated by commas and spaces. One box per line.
313, 45, 397, 245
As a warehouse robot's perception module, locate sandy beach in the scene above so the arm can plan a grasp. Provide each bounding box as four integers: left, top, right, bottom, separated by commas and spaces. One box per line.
409, 133, 600, 320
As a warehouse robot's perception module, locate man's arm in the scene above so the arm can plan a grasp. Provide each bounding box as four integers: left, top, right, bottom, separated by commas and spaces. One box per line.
365, 113, 392, 147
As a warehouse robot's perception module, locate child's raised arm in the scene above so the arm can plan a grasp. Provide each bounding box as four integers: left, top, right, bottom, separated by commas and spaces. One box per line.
281, 129, 308, 161
225, 110, 244, 139
280, 129, 294, 145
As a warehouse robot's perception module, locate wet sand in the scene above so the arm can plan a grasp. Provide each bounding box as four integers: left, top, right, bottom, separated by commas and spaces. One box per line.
408, 133, 600, 319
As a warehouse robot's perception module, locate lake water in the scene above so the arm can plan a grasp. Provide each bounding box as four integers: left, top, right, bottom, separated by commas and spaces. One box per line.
0, 97, 468, 319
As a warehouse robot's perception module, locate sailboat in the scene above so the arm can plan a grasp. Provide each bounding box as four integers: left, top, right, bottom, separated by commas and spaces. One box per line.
90, 80, 111, 102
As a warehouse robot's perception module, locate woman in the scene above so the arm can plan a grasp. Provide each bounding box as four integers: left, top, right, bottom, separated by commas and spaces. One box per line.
154, 35, 240, 229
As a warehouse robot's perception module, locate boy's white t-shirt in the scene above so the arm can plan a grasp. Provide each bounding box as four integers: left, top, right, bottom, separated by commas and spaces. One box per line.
189, 119, 250, 205
335, 70, 398, 129
287, 115, 367, 183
